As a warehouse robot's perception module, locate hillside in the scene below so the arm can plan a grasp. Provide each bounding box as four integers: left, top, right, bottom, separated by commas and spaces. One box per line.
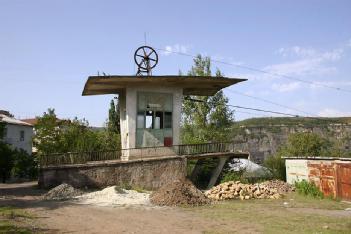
230, 117, 351, 164
234, 117, 351, 127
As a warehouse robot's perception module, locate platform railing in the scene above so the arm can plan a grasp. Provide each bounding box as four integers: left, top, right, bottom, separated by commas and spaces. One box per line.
39, 142, 239, 167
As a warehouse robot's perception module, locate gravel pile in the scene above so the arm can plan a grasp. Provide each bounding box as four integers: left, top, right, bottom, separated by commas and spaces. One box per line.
75, 186, 150, 207
205, 180, 294, 201
44, 183, 83, 200
150, 179, 210, 206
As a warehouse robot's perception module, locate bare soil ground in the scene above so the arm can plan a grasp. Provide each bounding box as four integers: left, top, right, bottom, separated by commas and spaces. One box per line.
1, 181, 351, 234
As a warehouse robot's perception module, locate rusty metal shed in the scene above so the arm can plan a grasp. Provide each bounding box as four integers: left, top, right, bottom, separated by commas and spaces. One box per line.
285, 157, 351, 201
82, 75, 247, 96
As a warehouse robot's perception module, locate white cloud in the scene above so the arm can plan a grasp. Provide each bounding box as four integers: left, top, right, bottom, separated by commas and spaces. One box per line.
162, 44, 190, 56
271, 82, 301, 92
257, 46, 345, 82
318, 108, 351, 117
277, 46, 317, 58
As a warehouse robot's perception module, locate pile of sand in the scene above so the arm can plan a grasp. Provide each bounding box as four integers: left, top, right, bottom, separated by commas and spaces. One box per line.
150, 179, 210, 206
44, 183, 83, 200
75, 186, 150, 207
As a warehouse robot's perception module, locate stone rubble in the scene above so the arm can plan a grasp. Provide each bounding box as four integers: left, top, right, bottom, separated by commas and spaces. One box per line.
205, 180, 294, 201
44, 183, 83, 200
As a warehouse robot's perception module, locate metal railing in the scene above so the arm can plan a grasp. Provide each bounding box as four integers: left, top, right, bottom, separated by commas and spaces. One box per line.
40, 150, 122, 167
40, 142, 239, 167
178, 142, 235, 155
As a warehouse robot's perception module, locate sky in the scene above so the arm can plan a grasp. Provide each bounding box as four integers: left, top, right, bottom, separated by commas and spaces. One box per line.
1, 0, 351, 127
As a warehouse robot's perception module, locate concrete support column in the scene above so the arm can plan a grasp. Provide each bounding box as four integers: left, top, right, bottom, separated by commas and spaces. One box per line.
190, 159, 206, 182
207, 157, 228, 189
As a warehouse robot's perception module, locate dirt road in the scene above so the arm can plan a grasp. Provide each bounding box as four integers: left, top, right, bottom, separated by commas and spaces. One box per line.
2, 182, 351, 233
0, 182, 249, 234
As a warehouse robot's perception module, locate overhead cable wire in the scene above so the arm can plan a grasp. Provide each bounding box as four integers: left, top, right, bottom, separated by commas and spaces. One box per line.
155, 47, 351, 93
185, 97, 300, 117
228, 105, 299, 117
226, 89, 318, 117
233, 109, 270, 117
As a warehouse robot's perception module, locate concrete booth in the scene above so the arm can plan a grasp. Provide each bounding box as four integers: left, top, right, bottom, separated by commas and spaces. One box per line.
83, 75, 246, 160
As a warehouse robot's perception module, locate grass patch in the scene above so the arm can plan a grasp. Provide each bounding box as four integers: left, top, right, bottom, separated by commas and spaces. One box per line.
295, 180, 324, 199
0, 207, 35, 234
0, 207, 34, 219
0, 221, 32, 234
187, 192, 351, 233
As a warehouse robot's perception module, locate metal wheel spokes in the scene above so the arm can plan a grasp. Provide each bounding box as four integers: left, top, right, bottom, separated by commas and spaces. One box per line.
134, 46, 158, 75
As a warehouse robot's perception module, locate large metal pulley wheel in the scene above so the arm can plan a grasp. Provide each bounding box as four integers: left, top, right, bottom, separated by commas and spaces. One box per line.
134, 46, 158, 75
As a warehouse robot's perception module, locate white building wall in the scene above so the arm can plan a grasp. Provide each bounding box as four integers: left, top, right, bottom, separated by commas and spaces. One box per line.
285, 159, 308, 184
3, 124, 33, 154
119, 86, 183, 161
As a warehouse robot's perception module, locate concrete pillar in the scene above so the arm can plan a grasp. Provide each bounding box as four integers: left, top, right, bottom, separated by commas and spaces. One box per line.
207, 157, 228, 189
190, 159, 206, 182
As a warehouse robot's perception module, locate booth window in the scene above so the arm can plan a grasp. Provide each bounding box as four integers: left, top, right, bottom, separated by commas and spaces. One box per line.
137, 111, 144, 129
155, 111, 163, 129
145, 111, 153, 129
164, 112, 172, 129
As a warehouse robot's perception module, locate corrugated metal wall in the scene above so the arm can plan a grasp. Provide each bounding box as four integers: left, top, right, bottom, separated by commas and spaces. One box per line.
286, 158, 351, 201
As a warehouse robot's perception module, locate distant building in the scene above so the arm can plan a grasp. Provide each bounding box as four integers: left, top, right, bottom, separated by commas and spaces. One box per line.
0, 113, 34, 154
21, 118, 38, 126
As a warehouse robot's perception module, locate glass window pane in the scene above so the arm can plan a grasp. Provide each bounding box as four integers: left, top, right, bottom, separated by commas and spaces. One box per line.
20, 130, 25, 141
155, 112, 163, 129
164, 112, 172, 129
145, 111, 153, 129
137, 111, 145, 129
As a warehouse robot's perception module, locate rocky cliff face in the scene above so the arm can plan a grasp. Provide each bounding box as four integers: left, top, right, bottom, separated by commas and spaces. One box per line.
230, 118, 351, 164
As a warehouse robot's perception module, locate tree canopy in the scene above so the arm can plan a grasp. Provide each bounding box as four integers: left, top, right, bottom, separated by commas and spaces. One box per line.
181, 55, 234, 144
34, 108, 120, 155
108, 98, 120, 134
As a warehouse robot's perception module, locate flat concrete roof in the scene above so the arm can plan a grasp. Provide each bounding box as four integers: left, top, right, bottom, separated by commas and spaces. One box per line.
82, 75, 247, 96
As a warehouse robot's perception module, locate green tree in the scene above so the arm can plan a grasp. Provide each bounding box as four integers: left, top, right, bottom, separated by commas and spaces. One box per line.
58, 118, 105, 152
264, 132, 334, 181
280, 132, 330, 157
12, 149, 38, 179
34, 108, 121, 155
0, 143, 14, 183
0, 122, 5, 139
34, 108, 62, 155
181, 55, 234, 143
263, 154, 286, 181
108, 98, 120, 134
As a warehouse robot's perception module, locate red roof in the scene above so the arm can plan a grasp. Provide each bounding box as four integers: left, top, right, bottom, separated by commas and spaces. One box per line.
21, 118, 38, 125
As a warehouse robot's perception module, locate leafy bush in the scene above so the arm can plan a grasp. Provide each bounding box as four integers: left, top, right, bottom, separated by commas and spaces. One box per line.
34, 108, 121, 155
281, 132, 331, 157
294, 180, 324, 199
220, 170, 248, 184
0, 142, 14, 183
263, 155, 286, 181
0, 141, 38, 182
12, 150, 38, 179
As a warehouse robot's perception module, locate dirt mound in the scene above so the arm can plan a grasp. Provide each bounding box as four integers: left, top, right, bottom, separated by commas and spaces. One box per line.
150, 179, 210, 206
44, 183, 83, 200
